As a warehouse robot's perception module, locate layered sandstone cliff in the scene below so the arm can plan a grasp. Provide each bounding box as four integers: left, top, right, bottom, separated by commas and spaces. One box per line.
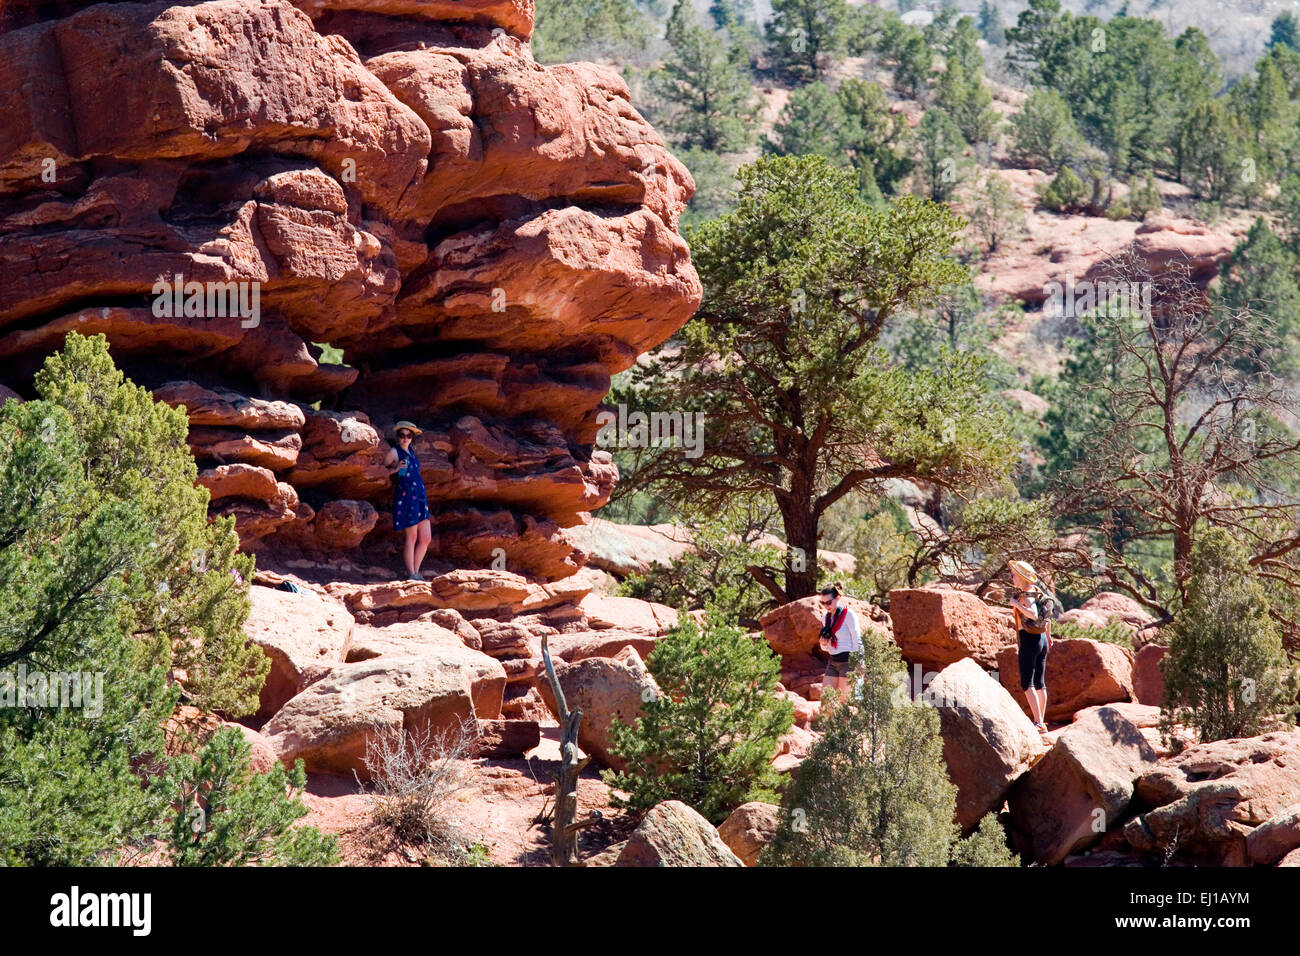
0, 0, 701, 579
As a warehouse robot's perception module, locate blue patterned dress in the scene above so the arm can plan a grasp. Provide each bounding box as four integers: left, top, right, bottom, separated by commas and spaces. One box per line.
392, 445, 430, 530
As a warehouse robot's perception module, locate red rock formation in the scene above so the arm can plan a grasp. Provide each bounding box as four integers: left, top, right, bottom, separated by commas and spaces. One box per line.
888, 586, 1014, 669
0, 0, 700, 580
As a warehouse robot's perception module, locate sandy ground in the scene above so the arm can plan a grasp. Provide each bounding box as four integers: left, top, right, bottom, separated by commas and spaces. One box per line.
299, 724, 634, 866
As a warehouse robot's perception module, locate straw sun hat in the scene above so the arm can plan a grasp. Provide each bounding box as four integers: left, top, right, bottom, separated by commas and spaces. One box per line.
1008, 560, 1039, 586
392, 420, 422, 437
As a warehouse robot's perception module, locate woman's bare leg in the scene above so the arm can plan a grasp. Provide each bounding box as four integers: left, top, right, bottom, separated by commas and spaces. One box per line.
1024, 688, 1044, 726
403, 525, 418, 575
412, 519, 432, 576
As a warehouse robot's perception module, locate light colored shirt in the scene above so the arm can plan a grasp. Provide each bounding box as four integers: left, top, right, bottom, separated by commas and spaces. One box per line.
824, 605, 862, 654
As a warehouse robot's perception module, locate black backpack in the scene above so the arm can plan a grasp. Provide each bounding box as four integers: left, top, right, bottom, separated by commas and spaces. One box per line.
1019, 588, 1058, 634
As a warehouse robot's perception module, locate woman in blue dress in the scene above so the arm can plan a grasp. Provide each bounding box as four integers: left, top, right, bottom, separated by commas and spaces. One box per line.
383, 420, 431, 580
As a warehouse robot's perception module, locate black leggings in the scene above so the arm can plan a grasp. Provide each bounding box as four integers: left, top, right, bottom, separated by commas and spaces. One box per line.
1017, 630, 1048, 691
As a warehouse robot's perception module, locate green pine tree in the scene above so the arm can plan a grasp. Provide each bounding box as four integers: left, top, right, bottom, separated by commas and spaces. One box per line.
1180, 98, 1245, 201
1214, 217, 1300, 378
760, 632, 1015, 866
894, 29, 933, 98
1, 338, 333, 865
604, 611, 794, 822
913, 108, 967, 202
1160, 528, 1299, 743
977, 0, 1005, 46
531, 0, 651, 64
1128, 169, 1163, 219
33, 333, 268, 716
765, 80, 849, 160
765, 0, 850, 83
166, 727, 338, 866
653, 1, 761, 153
836, 78, 913, 197
1011, 89, 1083, 171
935, 27, 998, 146
0, 399, 176, 865
1037, 164, 1087, 211
1270, 11, 1300, 52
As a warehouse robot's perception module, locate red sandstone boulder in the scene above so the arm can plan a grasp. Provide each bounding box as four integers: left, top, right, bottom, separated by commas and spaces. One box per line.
927, 658, 1045, 832
186, 426, 302, 472
566, 519, 695, 577
889, 587, 1012, 668
310, 499, 379, 550
1008, 704, 1160, 864
761, 595, 890, 658
548, 629, 660, 663
1133, 643, 1167, 707
778, 690, 818, 729
717, 801, 781, 866
614, 801, 743, 867
1070, 702, 1190, 758
775, 725, 816, 759
1126, 731, 1300, 865
225, 722, 277, 775
153, 382, 306, 431
996, 638, 1134, 721
578, 593, 678, 635
536, 646, 658, 771
342, 621, 507, 719
1246, 802, 1300, 865
261, 654, 478, 779
243, 584, 353, 720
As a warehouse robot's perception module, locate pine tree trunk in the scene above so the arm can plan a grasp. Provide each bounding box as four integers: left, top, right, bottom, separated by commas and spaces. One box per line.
781, 502, 821, 601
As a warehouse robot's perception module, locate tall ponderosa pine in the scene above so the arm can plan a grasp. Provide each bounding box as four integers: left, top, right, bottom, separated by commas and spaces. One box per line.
764, 0, 850, 83
653, 1, 760, 153
620, 156, 1010, 601
913, 108, 967, 202
604, 612, 793, 822
977, 0, 1004, 46
1169, 28, 1220, 182
934, 17, 998, 144
836, 78, 912, 197
1180, 98, 1245, 201
894, 29, 932, 98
